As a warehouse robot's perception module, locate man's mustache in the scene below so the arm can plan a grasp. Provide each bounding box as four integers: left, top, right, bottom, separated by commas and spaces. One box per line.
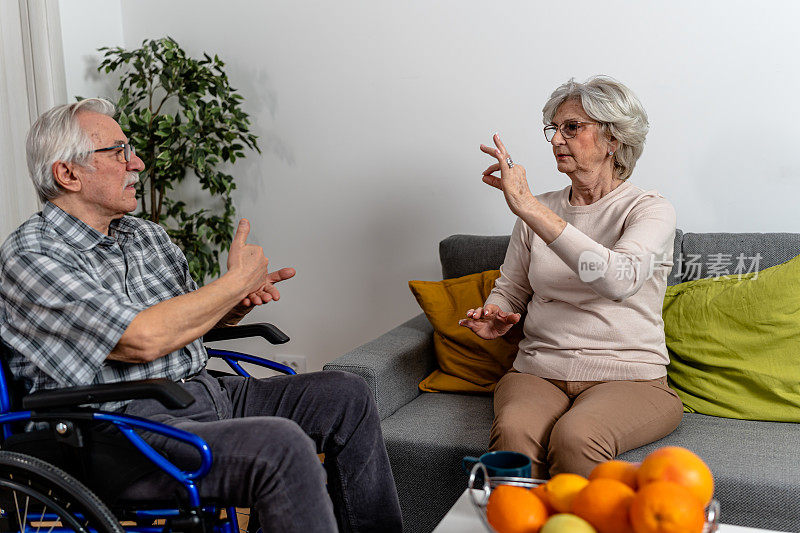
125, 172, 140, 187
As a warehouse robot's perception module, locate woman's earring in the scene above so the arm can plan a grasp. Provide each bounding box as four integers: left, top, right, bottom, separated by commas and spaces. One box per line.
608, 151, 614, 156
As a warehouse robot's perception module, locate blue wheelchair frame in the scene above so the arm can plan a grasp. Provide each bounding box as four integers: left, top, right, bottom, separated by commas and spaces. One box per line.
0, 326, 296, 533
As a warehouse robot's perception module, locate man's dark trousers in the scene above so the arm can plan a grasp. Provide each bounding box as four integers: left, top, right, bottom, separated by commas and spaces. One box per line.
117, 369, 402, 532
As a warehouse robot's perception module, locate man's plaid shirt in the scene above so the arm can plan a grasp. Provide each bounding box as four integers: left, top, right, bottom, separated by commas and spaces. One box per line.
0, 202, 208, 410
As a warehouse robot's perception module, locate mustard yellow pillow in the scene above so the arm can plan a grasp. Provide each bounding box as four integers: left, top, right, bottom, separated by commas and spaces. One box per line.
409, 270, 523, 393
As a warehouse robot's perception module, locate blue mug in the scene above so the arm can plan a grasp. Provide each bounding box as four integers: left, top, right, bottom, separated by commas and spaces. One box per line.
462, 451, 532, 478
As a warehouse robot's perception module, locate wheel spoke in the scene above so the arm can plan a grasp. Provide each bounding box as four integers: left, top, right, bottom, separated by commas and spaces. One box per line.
22, 494, 30, 532
36, 505, 47, 532
13, 490, 24, 531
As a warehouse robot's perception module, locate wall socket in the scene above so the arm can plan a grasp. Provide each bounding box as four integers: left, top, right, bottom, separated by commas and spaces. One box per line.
274, 354, 307, 374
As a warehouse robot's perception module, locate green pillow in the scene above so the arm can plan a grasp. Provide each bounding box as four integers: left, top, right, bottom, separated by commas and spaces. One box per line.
664, 253, 800, 422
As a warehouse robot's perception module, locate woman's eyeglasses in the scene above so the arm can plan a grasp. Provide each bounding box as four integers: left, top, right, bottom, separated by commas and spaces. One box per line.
543, 121, 600, 142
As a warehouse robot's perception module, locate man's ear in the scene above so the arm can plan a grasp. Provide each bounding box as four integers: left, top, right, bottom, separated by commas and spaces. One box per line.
52, 161, 82, 193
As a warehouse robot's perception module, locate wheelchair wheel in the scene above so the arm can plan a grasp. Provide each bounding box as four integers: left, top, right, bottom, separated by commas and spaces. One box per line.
0, 451, 123, 533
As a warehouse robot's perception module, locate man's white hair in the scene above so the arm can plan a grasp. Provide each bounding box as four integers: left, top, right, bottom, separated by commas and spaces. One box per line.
542, 76, 649, 181
26, 98, 117, 202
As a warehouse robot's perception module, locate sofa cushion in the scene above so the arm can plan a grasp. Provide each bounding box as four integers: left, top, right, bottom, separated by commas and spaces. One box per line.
409, 270, 522, 393
664, 253, 800, 422
680, 232, 800, 281
667, 229, 684, 286
440, 235, 510, 279
618, 412, 800, 531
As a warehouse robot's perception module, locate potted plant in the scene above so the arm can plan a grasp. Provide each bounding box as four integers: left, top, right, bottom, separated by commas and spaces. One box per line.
85, 36, 260, 283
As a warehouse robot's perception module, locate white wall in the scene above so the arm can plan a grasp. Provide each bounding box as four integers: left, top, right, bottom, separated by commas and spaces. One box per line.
59, 0, 122, 102
58, 0, 800, 371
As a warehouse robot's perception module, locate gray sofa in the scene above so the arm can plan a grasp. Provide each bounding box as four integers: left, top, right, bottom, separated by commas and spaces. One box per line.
324, 230, 800, 533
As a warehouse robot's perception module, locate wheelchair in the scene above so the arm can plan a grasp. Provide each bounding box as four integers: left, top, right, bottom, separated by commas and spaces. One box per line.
0, 323, 296, 533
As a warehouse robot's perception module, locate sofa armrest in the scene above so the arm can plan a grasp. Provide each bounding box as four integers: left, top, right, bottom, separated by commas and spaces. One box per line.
323, 313, 435, 420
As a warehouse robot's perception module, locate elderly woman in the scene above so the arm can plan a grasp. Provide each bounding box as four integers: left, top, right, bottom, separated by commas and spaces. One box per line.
459, 76, 683, 479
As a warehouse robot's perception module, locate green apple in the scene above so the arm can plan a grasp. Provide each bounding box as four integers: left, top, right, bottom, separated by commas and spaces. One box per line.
540, 513, 597, 533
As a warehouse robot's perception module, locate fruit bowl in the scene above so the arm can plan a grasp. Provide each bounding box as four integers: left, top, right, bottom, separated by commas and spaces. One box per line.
467, 463, 721, 533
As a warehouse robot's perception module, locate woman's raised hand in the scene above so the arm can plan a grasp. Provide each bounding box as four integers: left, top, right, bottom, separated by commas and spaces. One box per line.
458, 303, 521, 340
479, 133, 534, 216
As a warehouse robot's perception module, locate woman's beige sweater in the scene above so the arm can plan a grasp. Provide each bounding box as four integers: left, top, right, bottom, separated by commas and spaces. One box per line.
485, 180, 676, 381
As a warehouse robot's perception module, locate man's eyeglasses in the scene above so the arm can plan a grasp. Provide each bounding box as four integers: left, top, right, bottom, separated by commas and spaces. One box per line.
92, 143, 135, 163
543, 121, 600, 142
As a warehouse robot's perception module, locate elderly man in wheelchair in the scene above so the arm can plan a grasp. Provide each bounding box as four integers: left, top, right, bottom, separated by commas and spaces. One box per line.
0, 99, 402, 533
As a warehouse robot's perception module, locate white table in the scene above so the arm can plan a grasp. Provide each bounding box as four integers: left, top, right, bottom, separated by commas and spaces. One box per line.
433, 490, 788, 533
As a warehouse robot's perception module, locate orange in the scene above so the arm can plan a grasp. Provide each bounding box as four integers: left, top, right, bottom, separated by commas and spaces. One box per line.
570, 479, 635, 533
629, 481, 705, 533
588, 460, 639, 490
542, 473, 589, 513
531, 484, 556, 515
636, 447, 714, 506
486, 485, 549, 533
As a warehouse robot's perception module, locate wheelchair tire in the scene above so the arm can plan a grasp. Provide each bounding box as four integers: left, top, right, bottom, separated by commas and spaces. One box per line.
0, 450, 123, 533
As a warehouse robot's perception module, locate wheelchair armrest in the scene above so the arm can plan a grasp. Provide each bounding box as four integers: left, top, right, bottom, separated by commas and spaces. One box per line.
21, 378, 195, 410
206, 348, 296, 376
203, 323, 290, 345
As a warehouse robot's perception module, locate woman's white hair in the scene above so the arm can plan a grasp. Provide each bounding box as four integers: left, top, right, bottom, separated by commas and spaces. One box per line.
26, 98, 117, 202
542, 76, 648, 181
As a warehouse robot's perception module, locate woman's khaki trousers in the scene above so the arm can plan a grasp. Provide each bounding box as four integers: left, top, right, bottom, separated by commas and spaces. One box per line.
489, 370, 684, 479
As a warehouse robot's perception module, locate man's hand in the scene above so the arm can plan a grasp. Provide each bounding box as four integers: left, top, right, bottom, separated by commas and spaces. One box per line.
227, 219, 270, 295
216, 267, 296, 327
239, 267, 296, 306
458, 304, 521, 340
216, 219, 296, 327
